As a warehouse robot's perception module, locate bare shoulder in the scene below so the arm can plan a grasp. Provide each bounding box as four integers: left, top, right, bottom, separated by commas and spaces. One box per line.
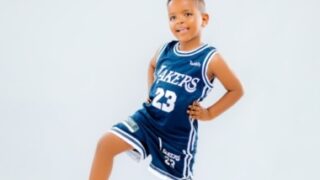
149, 48, 160, 68
150, 43, 167, 68
149, 53, 157, 68
208, 52, 243, 91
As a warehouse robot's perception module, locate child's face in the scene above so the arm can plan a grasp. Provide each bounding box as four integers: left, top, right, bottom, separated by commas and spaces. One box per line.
167, 0, 208, 44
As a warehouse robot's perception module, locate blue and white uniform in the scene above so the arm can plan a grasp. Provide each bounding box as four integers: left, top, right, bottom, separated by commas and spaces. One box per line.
111, 41, 217, 180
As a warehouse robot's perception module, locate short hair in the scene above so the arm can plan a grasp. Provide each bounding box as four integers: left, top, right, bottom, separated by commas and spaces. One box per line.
167, 0, 206, 13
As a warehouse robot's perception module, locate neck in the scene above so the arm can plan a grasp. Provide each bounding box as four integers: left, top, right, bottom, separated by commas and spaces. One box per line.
178, 37, 202, 51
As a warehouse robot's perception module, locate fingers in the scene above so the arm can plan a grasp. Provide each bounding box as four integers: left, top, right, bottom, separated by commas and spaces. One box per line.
187, 102, 201, 119
146, 97, 152, 104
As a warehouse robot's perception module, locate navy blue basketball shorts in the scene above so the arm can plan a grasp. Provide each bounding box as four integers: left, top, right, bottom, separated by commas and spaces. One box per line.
109, 111, 197, 180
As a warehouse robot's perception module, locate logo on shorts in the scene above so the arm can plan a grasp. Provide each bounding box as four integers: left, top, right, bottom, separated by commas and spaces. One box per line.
123, 117, 139, 133
162, 148, 181, 169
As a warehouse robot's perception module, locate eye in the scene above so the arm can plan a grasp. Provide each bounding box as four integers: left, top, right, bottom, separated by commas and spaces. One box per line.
185, 12, 193, 17
169, 16, 176, 21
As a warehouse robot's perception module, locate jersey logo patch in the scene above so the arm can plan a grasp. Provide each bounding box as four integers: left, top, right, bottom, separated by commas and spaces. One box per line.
189, 60, 201, 67
123, 117, 139, 133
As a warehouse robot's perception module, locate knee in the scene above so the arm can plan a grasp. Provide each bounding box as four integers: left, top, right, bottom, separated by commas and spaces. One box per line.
96, 134, 116, 157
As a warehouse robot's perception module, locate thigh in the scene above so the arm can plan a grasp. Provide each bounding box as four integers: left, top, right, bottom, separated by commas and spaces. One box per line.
110, 117, 149, 161
98, 132, 133, 156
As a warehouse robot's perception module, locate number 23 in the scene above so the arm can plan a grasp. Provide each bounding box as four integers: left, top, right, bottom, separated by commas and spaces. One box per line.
151, 88, 177, 113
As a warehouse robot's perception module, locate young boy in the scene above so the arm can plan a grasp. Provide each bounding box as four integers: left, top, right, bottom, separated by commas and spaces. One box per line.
89, 0, 243, 179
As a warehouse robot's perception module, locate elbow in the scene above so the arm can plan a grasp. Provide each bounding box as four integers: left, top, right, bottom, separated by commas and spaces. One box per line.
237, 84, 244, 99
229, 84, 244, 100
225, 80, 244, 101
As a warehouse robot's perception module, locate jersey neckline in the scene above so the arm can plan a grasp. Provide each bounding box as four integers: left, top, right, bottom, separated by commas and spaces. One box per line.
173, 42, 209, 57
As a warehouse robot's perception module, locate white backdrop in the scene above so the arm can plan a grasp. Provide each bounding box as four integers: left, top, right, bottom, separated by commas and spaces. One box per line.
0, 0, 319, 180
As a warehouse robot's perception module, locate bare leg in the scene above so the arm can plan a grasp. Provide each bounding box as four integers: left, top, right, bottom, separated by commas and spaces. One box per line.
89, 132, 132, 180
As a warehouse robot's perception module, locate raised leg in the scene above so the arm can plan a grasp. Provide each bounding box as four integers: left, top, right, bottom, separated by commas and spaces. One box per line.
89, 132, 132, 180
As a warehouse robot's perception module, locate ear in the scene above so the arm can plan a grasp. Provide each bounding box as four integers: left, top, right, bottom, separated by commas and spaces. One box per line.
201, 13, 209, 27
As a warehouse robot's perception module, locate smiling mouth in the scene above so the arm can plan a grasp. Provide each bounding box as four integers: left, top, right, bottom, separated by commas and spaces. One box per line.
176, 27, 189, 33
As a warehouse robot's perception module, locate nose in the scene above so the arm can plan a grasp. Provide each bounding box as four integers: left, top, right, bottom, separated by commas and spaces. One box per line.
176, 15, 185, 24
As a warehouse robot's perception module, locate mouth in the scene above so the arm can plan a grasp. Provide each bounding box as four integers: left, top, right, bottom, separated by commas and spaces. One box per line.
176, 27, 189, 33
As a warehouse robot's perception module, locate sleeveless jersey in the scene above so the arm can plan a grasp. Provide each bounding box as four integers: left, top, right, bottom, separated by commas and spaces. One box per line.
141, 41, 217, 139
111, 41, 218, 179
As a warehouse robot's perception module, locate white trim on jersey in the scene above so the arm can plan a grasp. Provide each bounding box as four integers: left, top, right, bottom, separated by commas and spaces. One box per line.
109, 127, 147, 160
199, 85, 210, 102
156, 42, 170, 63
154, 43, 170, 79
182, 118, 197, 179
202, 49, 217, 88
158, 137, 163, 150
173, 42, 209, 57
190, 123, 197, 152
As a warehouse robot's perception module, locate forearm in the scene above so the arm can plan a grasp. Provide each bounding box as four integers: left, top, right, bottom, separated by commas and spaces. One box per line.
188, 53, 244, 121
205, 89, 243, 121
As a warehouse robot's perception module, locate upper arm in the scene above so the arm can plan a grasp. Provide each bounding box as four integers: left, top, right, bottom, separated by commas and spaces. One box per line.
148, 46, 164, 87
149, 45, 164, 70
208, 53, 243, 92
149, 54, 156, 70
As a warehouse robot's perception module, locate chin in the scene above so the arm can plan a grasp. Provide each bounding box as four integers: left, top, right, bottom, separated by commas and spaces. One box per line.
178, 38, 193, 44
175, 36, 191, 42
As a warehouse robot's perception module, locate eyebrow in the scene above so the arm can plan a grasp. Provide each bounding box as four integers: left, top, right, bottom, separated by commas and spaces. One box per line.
168, 9, 192, 16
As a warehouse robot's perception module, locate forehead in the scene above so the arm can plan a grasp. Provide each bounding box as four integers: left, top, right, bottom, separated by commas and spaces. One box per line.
167, 0, 198, 14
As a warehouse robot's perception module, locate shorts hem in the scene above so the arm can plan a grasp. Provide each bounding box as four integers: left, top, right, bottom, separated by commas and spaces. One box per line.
109, 127, 146, 161
148, 163, 190, 180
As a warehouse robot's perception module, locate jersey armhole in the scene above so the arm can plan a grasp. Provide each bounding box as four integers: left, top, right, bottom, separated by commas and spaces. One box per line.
155, 42, 169, 63
202, 50, 218, 88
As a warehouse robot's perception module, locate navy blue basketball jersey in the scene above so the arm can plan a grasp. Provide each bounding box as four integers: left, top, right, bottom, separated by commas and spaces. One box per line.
143, 40, 217, 137
111, 41, 218, 179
